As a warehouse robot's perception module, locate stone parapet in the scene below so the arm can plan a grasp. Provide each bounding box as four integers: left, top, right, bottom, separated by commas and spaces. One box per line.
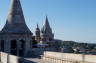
43, 51, 96, 63
0, 52, 19, 63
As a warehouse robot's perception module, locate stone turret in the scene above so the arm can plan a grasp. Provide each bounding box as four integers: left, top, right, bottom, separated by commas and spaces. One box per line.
35, 24, 40, 43
1, 0, 32, 34
0, 0, 33, 56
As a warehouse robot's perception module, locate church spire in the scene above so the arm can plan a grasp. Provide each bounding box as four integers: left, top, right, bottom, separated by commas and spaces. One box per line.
40, 16, 54, 43
45, 16, 50, 29
1, 0, 32, 34
42, 16, 52, 33
37, 24, 39, 29
35, 24, 40, 42
36, 24, 40, 31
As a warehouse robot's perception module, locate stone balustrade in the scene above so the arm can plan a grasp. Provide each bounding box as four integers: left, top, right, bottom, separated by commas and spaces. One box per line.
43, 51, 96, 63
0, 52, 19, 63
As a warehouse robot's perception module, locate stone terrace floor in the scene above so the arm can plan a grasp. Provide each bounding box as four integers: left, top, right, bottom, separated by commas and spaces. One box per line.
23, 58, 51, 63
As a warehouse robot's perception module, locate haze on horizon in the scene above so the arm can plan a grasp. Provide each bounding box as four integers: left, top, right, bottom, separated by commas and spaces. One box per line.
0, 0, 96, 43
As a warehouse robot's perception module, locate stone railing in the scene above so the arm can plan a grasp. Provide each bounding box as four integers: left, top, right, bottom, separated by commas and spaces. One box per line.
0, 52, 19, 63
43, 51, 96, 63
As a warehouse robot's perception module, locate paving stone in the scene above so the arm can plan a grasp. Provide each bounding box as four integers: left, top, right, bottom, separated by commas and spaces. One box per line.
23, 58, 52, 63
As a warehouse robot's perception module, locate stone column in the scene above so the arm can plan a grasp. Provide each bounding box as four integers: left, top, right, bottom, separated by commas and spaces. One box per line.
5, 39, 11, 53
25, 38, 31, 56
17, 40, 20, 56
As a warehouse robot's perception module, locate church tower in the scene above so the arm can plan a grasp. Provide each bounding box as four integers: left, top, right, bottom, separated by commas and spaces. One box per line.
41, 16, 54, 44
35, 24, 41, 43
0, 0, 33, 56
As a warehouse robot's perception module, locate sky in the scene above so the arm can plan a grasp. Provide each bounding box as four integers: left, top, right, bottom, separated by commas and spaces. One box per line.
0, 0, 96, 43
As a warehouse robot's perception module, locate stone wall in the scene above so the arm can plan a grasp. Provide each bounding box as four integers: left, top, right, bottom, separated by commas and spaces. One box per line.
1, 52, 19, 63
43, 51, 96, 63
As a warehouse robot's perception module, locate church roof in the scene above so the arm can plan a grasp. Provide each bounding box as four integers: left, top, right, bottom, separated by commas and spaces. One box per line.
0, 0, 32, 34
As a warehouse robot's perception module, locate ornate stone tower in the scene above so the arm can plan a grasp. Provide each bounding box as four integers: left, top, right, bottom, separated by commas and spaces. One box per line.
0, 0, 33, 56
35, 24, 41, 43
41, 16, 54, 44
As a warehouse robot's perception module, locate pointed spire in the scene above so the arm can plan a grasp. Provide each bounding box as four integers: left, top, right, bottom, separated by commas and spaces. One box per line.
45, 16, 50, 28
0, 0, 32, 34
36, 24, 40, 31
37, 24, 39, 29
45, 16, 52, 33
41, 26, 44, 33
41, 16, 54, 43
41, 16, 52, 33
7, 0, 25, 24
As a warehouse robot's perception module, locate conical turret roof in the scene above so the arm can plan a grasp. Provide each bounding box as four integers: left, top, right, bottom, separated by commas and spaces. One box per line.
1, 0, 32, 34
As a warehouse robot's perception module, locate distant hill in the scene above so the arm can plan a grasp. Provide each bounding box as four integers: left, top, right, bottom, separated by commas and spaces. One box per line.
62, 41, 96, 48
59, 41, 96, 54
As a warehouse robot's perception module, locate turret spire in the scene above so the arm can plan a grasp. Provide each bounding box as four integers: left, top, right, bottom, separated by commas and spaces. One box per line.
37, 24, 39, 29
35, 24, 40, 42
7, 0, 25, 24
1, 0, 32, 34
36, 24, 40, 31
